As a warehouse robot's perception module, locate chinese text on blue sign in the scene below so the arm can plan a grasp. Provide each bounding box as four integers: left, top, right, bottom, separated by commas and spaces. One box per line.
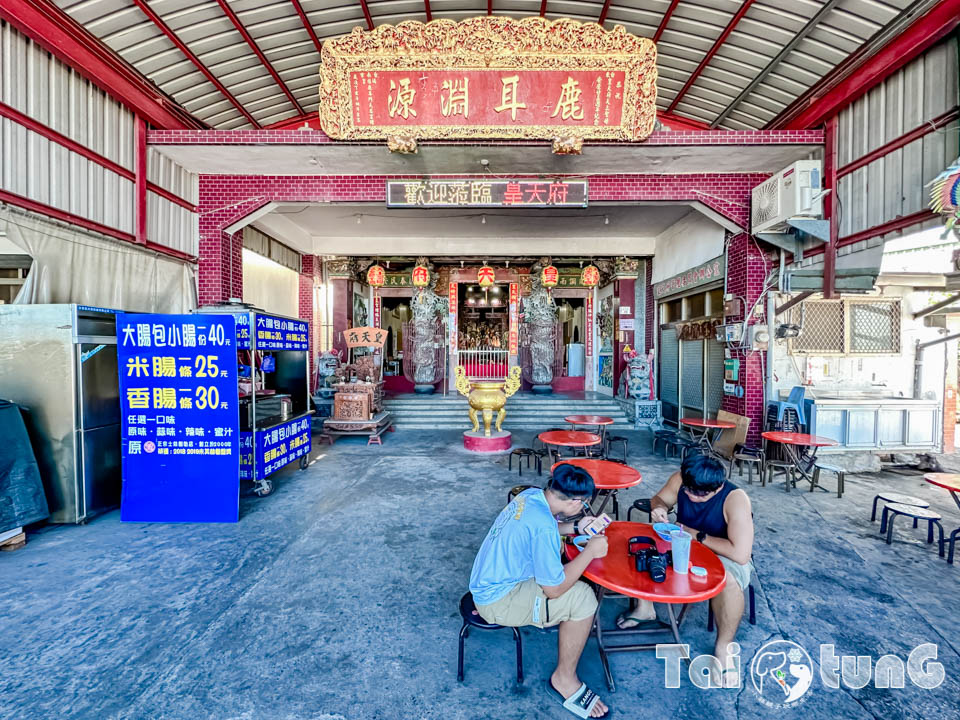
117, 314, 240, 523
256, 417, 311, 478
254, 313, 308, 351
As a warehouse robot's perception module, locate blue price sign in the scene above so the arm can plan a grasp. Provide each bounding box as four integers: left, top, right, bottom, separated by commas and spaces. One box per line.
235, 312, 252, 350
255, 313, 309, 351
117, 314, 240, 523
256, 416, 311, 478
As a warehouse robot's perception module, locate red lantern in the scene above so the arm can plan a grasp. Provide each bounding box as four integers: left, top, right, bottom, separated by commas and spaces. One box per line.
411, 265, 430, 287
581, 264, 600, 287
477, 265, 496, 287
366, 264, 385, 288
541, 265, 559, 288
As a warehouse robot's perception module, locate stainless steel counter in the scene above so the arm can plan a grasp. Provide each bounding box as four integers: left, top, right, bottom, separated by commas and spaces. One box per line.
805, 395, 941, 453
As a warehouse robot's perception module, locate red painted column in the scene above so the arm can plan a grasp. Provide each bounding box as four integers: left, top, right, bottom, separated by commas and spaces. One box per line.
721, 232, 770, 444
299, 255, 319, 378
134, 116, 147, 245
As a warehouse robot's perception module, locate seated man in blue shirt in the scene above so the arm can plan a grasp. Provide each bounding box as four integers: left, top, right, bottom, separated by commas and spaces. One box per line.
469, 464, 610, 719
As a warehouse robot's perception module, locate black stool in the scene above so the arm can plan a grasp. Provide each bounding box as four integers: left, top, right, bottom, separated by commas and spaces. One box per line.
509, 448, 539, 476
947, 528, 960, 564
507, 484, 535, 504
870, 492, 929, 522
880, 503, 945, 556
605, 435, 629, 463
652, 430, 676, 457
457, 592, 523, 684
707, 583, 757, 630
810, 463, 845, 498
627, 498, 676, 523
665, 435, 697, 460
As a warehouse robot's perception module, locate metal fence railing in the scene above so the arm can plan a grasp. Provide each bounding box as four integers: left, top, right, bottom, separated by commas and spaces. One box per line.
458, 348, 509, 379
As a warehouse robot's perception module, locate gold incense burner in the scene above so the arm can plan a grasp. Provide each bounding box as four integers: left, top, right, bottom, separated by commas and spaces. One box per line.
455, 366, 522, 437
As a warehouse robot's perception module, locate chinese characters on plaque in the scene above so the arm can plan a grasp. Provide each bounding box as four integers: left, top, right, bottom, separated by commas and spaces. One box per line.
352, 70, 625, 130
117, 314, 240, 523
387, 179, 588, 208
653, 256, 726, 299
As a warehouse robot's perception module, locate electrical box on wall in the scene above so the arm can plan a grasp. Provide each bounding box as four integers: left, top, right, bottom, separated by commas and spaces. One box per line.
723, 298, 742, 317
716, 324, 744, 343
723, 382, 742, 397
724, 358, 740, 381
749, 325, 769, 351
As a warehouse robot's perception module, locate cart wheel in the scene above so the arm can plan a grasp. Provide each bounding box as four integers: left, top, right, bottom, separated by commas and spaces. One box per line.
299, 455, 309, 471
254, 479, 274, 497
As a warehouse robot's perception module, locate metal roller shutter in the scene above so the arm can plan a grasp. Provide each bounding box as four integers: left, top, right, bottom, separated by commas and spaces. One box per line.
681, 339, 704, 416
660, 328, 679, 423
705, 339, 725, 417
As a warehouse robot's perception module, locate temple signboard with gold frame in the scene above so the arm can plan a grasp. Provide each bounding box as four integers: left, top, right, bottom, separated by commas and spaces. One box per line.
318, 17, 657, 147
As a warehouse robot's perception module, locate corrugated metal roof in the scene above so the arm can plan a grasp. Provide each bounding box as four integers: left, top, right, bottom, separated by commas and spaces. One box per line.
54, 0, 923, 130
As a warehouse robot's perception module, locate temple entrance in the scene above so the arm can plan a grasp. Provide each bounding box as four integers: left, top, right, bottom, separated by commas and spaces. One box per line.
456, 283, 509, 380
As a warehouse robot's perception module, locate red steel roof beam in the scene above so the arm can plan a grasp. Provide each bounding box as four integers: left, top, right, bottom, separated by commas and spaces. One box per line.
290, 0, 324, 54
597, 0, 612, 25
214, 0, 305, 116
359, 0, 374, 30
665, 0, 757, 114
424, 0, 432, 22
487, 0, 492, 15
0, 0, 202, 129
772, 0, 960, 129
539, 0, 548, 16
652, 0, 681, 43
129, 0, 261, 127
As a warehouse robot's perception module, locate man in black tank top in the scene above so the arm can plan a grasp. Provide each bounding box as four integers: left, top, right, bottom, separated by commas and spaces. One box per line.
617, 452, 754, 687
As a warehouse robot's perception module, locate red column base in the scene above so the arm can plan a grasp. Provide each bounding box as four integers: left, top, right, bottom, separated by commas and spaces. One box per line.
463, 430, 512, 452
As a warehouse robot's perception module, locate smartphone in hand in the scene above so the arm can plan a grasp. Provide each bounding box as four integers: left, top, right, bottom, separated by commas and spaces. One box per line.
581, 513, 612, 536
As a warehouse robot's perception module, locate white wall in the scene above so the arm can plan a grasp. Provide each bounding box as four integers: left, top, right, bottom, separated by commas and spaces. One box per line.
242, 248, 299, 318
652, 210, 725, 283
772, 286, 946, 400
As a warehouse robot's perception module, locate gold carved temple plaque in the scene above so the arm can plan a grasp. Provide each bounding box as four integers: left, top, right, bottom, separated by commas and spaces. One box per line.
318, 17, 657, 143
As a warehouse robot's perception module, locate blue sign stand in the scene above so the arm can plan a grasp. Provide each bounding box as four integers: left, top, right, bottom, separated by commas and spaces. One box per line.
117, 313, 240, 523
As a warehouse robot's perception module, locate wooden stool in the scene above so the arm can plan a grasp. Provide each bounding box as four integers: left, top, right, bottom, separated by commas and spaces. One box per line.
765, 460, 796, 491
880, 503, 945, 556
870, 492, 929, 523
728, 447, 765, 484
811, 463, 845, 498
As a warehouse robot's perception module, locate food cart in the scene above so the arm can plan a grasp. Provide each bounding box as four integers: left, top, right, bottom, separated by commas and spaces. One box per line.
198, 304, 313, 496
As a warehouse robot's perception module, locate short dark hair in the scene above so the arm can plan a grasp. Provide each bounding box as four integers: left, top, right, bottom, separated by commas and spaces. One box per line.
680, 452, 726, 492
549, 463, 595, 499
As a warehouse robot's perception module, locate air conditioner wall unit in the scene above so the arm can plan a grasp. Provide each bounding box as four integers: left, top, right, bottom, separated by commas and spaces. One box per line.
751, 160, 824, 234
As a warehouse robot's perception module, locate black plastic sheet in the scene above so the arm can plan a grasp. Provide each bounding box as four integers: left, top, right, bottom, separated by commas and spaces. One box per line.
0, 399, 49, 531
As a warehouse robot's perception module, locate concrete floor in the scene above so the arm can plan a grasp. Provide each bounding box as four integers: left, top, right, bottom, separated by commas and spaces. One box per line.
2, 429, 959, 720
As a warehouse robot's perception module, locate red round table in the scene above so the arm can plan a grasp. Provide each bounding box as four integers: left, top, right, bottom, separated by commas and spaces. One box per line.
565, 415, 615, 449
761, 432, 838, 491
551, 458, 641, 517
680, 417, 737, 453
566, 521, 726, 691
924, 474, 960, 563
539, 430, 602, 447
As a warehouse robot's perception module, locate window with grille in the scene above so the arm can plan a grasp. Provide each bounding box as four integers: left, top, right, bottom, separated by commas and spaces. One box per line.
791, 301, 844, 354
789, 298, 901, 355
849, 301, 900, 354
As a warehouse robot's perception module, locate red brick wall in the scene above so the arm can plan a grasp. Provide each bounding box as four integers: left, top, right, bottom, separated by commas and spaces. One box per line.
644, 259, 655, 355
196, 172, 772, 416
721, 232, 772, 444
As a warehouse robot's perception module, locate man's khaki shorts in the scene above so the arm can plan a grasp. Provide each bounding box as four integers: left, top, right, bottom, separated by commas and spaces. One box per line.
719, 556, 753, 591
476, 579, 597, 628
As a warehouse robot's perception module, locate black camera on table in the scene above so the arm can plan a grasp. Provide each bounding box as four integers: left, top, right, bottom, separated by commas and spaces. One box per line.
628, 536, 672, 583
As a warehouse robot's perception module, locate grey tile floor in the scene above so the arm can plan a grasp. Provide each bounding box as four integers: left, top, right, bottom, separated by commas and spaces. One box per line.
2, 428, 959, 719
